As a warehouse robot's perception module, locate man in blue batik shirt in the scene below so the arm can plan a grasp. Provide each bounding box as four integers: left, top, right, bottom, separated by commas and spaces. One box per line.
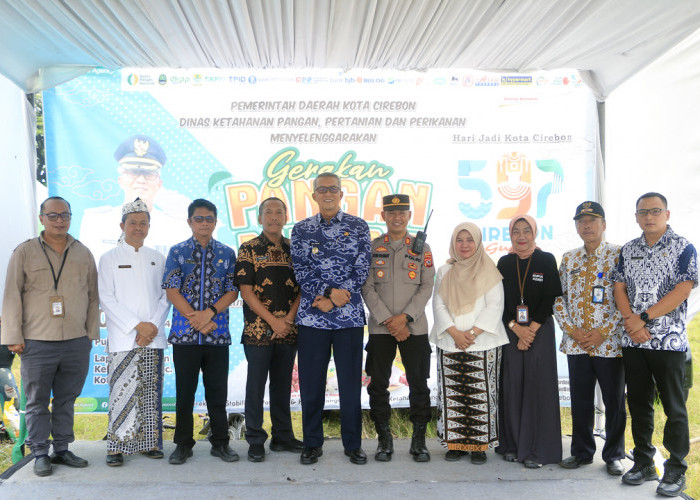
162, 199, 238, 465
291, 172, 371, 466
613, 192, 697, 497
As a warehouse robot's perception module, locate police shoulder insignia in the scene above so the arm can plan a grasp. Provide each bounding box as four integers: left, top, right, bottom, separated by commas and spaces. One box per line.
423, 251, 433, 268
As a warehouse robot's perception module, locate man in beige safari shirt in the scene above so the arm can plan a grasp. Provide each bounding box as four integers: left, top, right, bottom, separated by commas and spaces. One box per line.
2, 196, 99, 477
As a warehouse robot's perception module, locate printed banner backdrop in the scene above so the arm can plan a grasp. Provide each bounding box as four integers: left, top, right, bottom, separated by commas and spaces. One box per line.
43, 68, 598, 413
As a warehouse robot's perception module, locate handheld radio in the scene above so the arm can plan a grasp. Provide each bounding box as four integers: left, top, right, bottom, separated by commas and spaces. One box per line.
411, 209, 434, 254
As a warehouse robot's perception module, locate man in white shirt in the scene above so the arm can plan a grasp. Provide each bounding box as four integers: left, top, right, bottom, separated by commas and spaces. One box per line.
98, 198, 171, 467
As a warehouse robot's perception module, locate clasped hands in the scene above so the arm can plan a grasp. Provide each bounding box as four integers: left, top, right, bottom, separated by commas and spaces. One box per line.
384, 314, 410, 342
186, 309, 217, 336
622, 313, 652, 344
512, 321, 541, 351
570, 327, 605, 352
312, 288, 351, 313
135, 321, 158, 346
448, 326, 479, 351
267, 314, 296, 340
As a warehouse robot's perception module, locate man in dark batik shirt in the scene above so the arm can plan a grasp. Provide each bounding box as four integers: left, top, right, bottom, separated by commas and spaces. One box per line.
234, 197, 302, 462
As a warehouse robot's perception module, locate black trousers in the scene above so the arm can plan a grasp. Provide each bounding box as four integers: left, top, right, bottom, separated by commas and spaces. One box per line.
622, 347, 689, 474
243, 343, 297, 445
173, 344, 229, 448
297, 326, 363, 450
567, 354, 626, 462
365, 333, 431, 424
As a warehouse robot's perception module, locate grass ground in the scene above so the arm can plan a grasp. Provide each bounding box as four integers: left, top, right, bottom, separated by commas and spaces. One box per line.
2, 318, 698, 497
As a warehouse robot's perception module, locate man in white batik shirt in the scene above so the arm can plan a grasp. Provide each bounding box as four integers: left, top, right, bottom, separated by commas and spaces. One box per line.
553, 201, 626, 477
98, 198, 171, 467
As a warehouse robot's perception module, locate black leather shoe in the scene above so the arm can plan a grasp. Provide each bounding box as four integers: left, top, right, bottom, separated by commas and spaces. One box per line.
344, 448, 367, 465
168, 444, 193, 464
248, 444, 265, 462
106, 453, 124, 467
503, 452, 517, 462
210, 444, 239, 462
471, 451, 487, 465
524, 459, 542, 469
269, 437, 304, 453
444, 450, 467, 462
33, 456, 52, 476
300, 446, 323, 465
559, 455, 593, 469
656, 471, 686, 497
621, 463, 659, 485
50, 450, 88, 468
606, 460, 623, 476
141, 450, 164, 459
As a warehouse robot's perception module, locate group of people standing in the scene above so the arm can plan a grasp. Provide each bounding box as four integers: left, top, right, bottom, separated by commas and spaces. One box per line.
0, 173, 695, 497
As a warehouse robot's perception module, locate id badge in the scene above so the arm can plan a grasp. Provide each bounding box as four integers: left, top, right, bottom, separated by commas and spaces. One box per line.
516, 305, 529, 324
592, 285, 605, 304
50, 295, 65, 317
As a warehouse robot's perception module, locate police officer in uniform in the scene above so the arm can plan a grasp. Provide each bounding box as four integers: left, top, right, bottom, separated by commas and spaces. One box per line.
362, 194, 435, 462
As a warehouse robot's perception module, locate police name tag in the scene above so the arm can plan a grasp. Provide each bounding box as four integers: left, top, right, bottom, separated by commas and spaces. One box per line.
50, 295, 65, 317
516, 305, 529, 324
592, 285, 605, 304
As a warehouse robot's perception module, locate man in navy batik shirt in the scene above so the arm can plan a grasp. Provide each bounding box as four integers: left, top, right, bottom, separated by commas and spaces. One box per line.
162, 199, 238, 466
613, 192, 697, 497
291, 172, 371, 466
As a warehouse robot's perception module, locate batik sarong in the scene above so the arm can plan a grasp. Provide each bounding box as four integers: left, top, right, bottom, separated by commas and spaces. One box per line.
436, 347, 501, 451
107, 347, 164, 454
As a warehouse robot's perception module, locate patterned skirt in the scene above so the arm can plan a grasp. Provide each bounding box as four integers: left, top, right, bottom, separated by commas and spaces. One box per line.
436, 347, 502, 452
107, 347, 164, 454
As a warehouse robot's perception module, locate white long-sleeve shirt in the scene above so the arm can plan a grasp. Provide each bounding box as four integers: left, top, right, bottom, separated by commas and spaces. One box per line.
98, 243, 170, 353
429, 263, 509, 353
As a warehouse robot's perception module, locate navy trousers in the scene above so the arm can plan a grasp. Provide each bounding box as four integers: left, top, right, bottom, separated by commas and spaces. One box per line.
567, 354, 626, 463
297, 326, 364, 450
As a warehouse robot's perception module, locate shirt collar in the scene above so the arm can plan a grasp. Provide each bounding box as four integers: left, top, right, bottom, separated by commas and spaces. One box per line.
39, 232, 76, 250
189, 236, 213, 251
639, 225, 673, 249
315, 209, 343, 225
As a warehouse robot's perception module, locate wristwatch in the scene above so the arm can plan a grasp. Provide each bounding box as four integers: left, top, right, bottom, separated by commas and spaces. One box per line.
640, 311, 650, 323
508, 320, 516, 330
208, 305, 218, 316
323, 287, 333, 298
405, 314, 414, 323
469, 328, 477, 337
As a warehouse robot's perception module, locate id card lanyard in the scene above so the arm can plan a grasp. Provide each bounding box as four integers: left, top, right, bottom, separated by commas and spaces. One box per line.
39, 238, 70, 317
515, 255, 532, 323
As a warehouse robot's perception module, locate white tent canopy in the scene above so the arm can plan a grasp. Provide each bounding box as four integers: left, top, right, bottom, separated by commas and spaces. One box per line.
2, 0, 700, 99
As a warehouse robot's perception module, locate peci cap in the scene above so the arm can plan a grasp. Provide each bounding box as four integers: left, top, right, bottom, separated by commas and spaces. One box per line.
573, 201, 605, 220
114, 135, 166, 172
382, 194, 411, 211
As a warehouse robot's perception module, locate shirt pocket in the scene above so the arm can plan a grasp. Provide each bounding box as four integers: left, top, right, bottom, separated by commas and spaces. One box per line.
24, 261, 53, 292
401, 258, 422, 284
370, 259, 390, 283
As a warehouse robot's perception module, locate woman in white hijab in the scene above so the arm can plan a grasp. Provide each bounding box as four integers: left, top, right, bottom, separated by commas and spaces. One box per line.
430, 222, 508, 465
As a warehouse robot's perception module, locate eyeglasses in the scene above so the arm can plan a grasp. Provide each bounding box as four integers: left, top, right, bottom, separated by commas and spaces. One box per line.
41, 212, 72, 221
191, 215, 216, 223
636, 208, 666, 217
315, 186, 340, 194
123, 169, 159, 181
